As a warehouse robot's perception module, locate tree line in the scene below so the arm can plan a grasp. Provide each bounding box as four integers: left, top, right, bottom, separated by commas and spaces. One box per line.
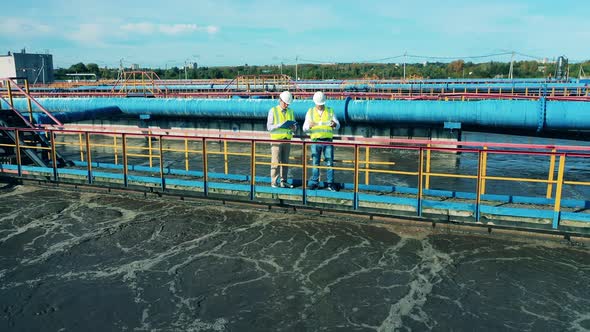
54, 60, 590, 81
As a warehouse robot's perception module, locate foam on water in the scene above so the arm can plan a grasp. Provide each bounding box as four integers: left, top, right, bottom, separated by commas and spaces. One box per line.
1, 184, 589, 331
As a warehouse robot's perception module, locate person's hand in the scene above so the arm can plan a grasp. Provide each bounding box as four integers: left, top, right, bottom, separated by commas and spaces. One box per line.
310, 121, 316, 128
329, 120, 335, 128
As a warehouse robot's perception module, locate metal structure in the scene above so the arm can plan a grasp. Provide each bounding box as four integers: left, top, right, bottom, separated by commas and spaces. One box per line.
1, 126, 589, 233
110, 70, 168, 96
11, 96, 590, 135
4, 78, 589, 100
223, 74, 301, 92
0, 77, 69, 167
555, 56, 569, 80
0, 50, 54, 84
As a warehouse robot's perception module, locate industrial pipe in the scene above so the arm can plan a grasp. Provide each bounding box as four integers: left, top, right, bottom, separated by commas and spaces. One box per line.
12, 97, 590, 131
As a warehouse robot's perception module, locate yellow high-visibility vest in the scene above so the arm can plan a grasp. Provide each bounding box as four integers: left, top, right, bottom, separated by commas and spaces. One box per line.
307, 107, 334, 140
270, 106, 295, 140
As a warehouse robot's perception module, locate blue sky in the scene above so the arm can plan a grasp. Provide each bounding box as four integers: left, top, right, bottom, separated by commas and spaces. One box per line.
1, 0, 588, 68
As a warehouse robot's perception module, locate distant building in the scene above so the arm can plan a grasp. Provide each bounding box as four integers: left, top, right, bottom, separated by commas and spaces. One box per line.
0, 49, 54, 84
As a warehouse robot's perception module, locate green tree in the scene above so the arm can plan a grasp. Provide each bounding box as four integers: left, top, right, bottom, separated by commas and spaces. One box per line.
68, 62, 88, 73
86, 63, 100, 75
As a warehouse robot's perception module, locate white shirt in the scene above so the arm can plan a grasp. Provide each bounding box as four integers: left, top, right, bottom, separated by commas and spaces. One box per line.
267, 106, 297, 131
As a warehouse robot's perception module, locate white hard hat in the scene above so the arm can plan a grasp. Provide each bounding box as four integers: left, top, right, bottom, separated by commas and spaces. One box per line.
279, 91, 293, 105
313, 91, 326, 105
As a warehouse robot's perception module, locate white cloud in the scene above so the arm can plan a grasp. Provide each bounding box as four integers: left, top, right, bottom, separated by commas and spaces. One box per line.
159, 24, 197, 34
0, 18, 53, 36
183, 0, 341, 33
67, 23, 108, 46
120, 22, 219, 35
121, 22, 155, 34
61, 21, 219, 47
206, 25, 219, 34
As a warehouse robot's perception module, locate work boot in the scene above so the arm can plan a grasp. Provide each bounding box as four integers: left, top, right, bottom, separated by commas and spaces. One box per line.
279, 181, 294, 188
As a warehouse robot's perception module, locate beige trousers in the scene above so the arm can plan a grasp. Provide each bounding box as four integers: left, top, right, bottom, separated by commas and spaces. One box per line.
270, 143, 291, 185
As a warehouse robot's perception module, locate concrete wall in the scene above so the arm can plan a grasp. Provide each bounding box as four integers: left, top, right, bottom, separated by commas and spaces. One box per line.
0, 56, 16, 79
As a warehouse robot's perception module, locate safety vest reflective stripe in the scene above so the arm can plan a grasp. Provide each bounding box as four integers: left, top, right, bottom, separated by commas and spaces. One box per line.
270, 106, 294, 140
308, 107, 334, 140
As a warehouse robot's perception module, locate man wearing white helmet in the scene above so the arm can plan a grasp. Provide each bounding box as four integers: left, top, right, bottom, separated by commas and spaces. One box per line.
267, 91, 297, 188
303, 91, 340, 191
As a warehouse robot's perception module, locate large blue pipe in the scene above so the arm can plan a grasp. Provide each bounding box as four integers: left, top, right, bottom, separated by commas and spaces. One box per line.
32, 106, 122, 124
11, 97, 590, 131
12, 98, 343, 122
346, 99, 539, 128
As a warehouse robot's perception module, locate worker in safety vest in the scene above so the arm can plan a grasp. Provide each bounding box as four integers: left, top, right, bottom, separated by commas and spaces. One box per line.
267, 91, 297, 188
303, 91, 340, 191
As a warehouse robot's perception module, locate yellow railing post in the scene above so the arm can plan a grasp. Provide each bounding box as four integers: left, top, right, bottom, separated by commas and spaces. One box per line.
364, 146, 370, 185
481, 146, 488, 194
417, 147, 424, 216
425, 144, 431, 189
159, 135, 165, 190
475, 150, 484, 221
113, 136, 118, 164
552, 154, 566, 229
148, 132, 153, 167
546, 148, 557, 198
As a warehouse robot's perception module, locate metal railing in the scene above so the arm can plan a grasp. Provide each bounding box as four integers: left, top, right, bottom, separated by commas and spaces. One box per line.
1, 126, 590, 231
0, 77, 63, 126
